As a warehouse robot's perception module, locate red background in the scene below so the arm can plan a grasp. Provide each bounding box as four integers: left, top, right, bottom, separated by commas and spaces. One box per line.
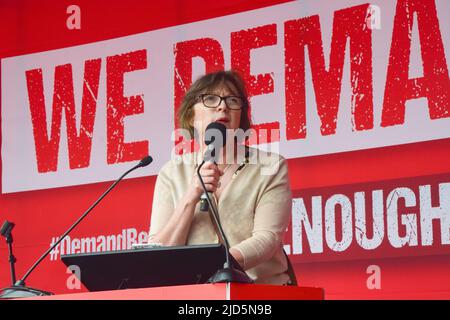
0, 0, 449, 299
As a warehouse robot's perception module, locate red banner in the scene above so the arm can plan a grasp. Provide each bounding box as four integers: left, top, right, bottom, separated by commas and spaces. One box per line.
0, 0, 449, 299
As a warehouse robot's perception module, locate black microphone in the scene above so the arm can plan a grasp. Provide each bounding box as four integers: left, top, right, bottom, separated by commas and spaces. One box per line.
199, 122, 227, 212
0, 155, 153, 299
137, 155, 153, 168
196, 123, 252, 284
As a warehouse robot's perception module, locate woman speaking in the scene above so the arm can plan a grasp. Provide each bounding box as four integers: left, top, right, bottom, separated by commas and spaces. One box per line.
148, 70, 296, 285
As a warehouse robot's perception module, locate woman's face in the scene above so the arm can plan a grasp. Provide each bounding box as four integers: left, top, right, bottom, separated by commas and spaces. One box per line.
191, 82, 242, 143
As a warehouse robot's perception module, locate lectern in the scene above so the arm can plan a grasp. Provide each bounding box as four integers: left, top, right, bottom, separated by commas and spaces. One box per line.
47, 244, 325, 300
61, 243, 240, 291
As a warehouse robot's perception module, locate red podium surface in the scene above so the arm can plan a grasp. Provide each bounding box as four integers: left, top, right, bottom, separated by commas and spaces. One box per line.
21, 283, 324, 300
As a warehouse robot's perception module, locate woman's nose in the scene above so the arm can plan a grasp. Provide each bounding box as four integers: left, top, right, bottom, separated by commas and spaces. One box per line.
216, 99, 227, 111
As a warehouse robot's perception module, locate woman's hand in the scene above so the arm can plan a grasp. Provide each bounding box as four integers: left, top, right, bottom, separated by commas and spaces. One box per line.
186, 161, 223, 203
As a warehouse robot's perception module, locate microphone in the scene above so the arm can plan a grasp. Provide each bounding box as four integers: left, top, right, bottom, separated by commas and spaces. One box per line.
137, 155, 153, 168
196, 123, 252, 284
199, 122, 227, 212
0, 155, 153, 299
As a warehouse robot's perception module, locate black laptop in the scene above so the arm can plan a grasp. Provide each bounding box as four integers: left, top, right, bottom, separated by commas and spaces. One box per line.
61, 243, 228, 292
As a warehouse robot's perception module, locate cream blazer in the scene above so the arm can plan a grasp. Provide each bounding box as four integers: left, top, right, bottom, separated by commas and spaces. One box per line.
149, 147, 293, 285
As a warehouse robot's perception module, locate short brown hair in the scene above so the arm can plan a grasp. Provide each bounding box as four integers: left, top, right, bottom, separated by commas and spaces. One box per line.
177, 70, 252, 138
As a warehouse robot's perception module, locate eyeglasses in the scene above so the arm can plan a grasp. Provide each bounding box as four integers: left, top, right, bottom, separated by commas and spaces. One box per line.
198, 94, 244, 110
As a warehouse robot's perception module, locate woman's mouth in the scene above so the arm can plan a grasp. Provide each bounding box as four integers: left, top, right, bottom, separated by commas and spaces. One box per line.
215, 117, 229, 124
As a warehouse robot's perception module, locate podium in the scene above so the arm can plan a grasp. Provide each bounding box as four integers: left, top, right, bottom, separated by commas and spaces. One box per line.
21, 283, 324, 300
17, 244, 324, 300
60, 244, 245, 291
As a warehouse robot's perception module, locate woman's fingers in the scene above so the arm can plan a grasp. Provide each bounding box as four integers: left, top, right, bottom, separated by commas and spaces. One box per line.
202, 183, 217, 193
196, 178, 218, 194
200, 171, 220, 182
190, 162, 223, 196
201, 176, 219, 185
200, 165, 221, 180
199, 168, 219, 177
202, 162, 224, 175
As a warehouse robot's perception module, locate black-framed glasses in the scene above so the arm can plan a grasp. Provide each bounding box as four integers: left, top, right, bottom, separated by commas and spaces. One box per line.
199, 94, 244, 110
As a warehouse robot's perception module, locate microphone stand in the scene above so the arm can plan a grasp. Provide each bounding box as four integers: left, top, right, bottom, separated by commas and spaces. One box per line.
196, 161, 252, 284
0, 221, 17, 286
6, 234, 17, 285
0, 156, 153, 299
